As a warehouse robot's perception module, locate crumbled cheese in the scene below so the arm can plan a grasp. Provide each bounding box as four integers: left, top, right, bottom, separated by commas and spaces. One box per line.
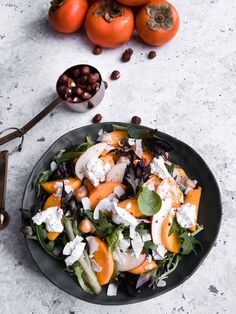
114, 185, 125, 198
153, 245, 167, 259
128, 139, 143, 157
112, 202, 139, 226
176, 202, 197, 228
119, 239, 130, 252
150, 156, 171, 179
141, 233, 152, 242
63, 235, 85, 267
116, 156, 130, 165
131, 240, 144, 258
113, 248, 126, 264
93, 198, 113, 220
64, 185, 74, 194
97, 132, 112, 143
147, 182, 155, 192
91, 259, 102, 272
50, 161, 57, 172
32, 206, 64, 232
107, 282, 118, 296
86, 236, 99, 258
85, 157, 111, 187
144, 263, 154, 270
82, 197, 91, 210
128, 138, 136, 146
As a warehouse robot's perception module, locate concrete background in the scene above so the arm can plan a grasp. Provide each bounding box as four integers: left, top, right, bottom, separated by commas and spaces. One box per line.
0, 0, 235, 313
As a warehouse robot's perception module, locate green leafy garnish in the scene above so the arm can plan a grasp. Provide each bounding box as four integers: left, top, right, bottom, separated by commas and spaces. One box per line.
95, 212, 115, 237
127, 126, 157, 139
137, 187, 162, 216
107, 225, 124, 254
168, 217, 181, 236
165, 163, 174, 176
55, 142, 92, 165
143, 241, 158, 251
74, 263, 94, 294
112, 124, 128, 131
35, 169, 51, 197
179, 232, 201, 255
135, 224, 150, 236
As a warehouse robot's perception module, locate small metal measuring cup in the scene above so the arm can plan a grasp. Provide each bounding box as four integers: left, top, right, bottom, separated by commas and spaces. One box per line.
0, 64, 105, 146
0, 128, 24, 230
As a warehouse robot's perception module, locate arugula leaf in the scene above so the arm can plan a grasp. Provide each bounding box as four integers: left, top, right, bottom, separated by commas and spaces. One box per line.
127, 126, 158, 139
34, 169, 51, 197
55, 142, 92, 164
112, 124, 128, 131
95, 212, 115, 237
179, 232, 201, 255
143, 241, 158, 251
137, 187, 162, 216
107, 225, 124, 254
168, 217, 181, 236
165, 163, 174, 176
135, 224, 150, 236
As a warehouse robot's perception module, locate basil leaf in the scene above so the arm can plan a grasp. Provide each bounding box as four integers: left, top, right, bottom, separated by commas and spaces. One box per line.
165, 163, 174, 176
127, 126, 158, 139
137, 187, 162, 216
107, 225, 124, 254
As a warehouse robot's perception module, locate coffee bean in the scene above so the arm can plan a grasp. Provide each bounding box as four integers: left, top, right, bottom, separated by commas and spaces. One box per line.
89, 73, 100, 84
81, 65, 90, 75
86, 85, 93, 93
64, 87, 72, 98
66, 97, 72, 103
78, 75, 89, 86
58, 85, 67, 95
122, 52, 131, 62
131, 116, 141, 125
67, 78, 76, 88
58, 74, 68, 85
92, 45, 102, 55
82, 92, 91, 100
74, 86, 83, 96
72, 68, 80, 78
110, 70, 120, 80
103, 81, 108, 89
92, 82, 100, 92
92, 114, 102, 123
148, 51, 156, 59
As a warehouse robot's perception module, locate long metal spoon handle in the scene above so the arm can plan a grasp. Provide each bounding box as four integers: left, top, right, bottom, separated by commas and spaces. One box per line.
0, 150, 9, 211
0, 97, 62, 146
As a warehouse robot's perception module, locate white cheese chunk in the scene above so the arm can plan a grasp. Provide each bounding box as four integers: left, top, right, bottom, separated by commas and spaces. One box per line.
142, 233, 152, 242
63, 235, 85, 267
150, 156, 171, 179
82, 197, 91, 210
85, 157, 111, 187
112, 202, 139, 226
86, 236, 99, 258
119, 239, 130, 252
50, 161, 57, 172
32, 206, 64, 232
131, 240, 144, 259
176, 202, 197, 228
107, 282, 118, 296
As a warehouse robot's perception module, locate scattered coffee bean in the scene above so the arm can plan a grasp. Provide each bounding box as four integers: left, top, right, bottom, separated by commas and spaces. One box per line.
93, 45, 102, 55
81, 65, 90, 75
110, 70, 120, 80
103, 81, 108, 89
148, 51, 156, 59
131, 116, 141, 125
82, 92, 91, 100
78, 75, 89, 86
92, 82, 100, 92
86, 85, 93, 93
64, 87, 72, 98
92, 114, 102, 123
58, 85, 67, 95
121, 48, 133, 62
58, 74, 68, 85
74, 86, 83, 96
66, 97, 73, 103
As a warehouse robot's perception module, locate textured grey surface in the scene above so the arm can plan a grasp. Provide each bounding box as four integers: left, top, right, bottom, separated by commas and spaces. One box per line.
0, 0, 235, 313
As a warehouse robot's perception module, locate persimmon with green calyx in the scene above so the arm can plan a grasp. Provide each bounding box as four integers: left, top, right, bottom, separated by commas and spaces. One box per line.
136, 0, 180, 46
48, 0, 88, 33
85, 0, 134, 48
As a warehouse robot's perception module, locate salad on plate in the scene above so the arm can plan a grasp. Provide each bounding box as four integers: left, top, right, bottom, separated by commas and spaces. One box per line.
22, 125, 203, 296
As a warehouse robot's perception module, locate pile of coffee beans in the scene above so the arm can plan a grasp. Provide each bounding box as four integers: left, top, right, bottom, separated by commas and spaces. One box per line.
57, 65, 101, 103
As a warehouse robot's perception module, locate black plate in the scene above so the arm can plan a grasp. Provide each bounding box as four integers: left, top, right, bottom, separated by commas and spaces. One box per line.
22, 122, 222, 305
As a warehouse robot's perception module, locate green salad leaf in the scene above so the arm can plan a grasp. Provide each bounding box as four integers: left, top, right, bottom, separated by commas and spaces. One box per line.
35, 169, 51, 197
112, 124, 128, 131
107, 225, 124, 254
165, 163, 174, 176
179, 232, 201, 255
137, 187, 162, 216
135, 224, 150, 236
143, 241, 158, 251
55, 142, 92, 165
127, 126, 158, 139
74, 262, 94, 294
95, 212, 115, 237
